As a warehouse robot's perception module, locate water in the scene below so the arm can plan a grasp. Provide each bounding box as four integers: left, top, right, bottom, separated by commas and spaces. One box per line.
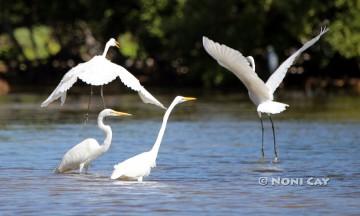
0, 91, 359, 215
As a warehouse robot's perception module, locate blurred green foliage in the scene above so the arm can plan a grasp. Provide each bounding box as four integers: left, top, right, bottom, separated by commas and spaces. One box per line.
0, 0, 359, 88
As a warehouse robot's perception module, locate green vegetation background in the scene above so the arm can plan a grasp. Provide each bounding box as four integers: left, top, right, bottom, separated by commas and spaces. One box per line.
0, 0, 359, 92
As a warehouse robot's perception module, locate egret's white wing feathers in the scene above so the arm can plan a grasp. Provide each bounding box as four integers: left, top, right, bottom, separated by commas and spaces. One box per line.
55, 138, 100, 173
106, 60, 166, 109
41, 56, 165, 109
137, 87, 166, 109
266, 27, 329, 94
41, 63, 85, 107
202, 36, 271, 102
111, 151, 153, 180
77, 56, 118, 86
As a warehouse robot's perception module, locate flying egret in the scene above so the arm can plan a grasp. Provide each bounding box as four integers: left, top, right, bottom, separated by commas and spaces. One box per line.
55, 109, 131, 174
41, 38, 166, 113
110, 96, 196, 182
203, 27, 328, 162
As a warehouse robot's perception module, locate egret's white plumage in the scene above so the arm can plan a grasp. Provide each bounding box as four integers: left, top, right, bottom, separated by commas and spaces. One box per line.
55, 109, 131, 173
41, 38, 165, 109
203, 27, 328, 113
111, 96, 196, 182
265, 27, 328, 94
203, 27, 328, 160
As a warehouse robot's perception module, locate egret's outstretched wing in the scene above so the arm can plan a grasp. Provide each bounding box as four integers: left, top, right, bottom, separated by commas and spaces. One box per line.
41, 56, 165, 108
105, 60, 166, 109
41, 63, 85, 107
203, 36, 271, 101
266, 27, 329, 94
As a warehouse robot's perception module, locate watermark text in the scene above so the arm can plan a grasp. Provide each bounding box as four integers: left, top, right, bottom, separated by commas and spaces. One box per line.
258, 177, 330, 186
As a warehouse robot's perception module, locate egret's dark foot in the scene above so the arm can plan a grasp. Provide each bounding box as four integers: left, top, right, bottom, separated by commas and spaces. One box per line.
272, 157, 280, 163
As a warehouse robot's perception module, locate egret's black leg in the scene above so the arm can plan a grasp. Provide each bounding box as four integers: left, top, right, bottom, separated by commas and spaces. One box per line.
269, 115, 279, 162
259, 116, 265, 158
84, 86, 93, 124
100, 85, 106, 108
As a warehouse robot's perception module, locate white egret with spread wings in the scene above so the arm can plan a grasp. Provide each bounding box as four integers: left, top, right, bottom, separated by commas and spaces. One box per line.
203, 27, 328, 162
41, 38, 165, 112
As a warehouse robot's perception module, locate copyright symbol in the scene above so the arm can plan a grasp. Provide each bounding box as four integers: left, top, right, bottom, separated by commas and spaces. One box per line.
259, 177, 268, 185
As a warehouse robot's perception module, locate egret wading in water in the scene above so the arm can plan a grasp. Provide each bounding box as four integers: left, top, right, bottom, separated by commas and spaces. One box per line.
41, 38, 165, 121
203, 27, 328, 162
111, 96, 196, 182
55, 109, 131, 174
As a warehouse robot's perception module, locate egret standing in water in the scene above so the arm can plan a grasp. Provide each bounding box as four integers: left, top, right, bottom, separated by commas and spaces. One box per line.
111, 96, 196, 182
55, 109, 131, 174
41, 38, 165, 113
203, 27, 328, 162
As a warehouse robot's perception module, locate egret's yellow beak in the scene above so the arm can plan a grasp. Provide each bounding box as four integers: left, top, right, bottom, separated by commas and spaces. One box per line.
115, 41, 120, 48
113, 111, 132, 116
183, 97, 197, 101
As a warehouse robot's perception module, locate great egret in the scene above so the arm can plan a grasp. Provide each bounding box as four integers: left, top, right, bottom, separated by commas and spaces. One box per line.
55, 109, 131, 174
203, 27, 328, 162
41, 38, 165, 112
110, 96, 196, 182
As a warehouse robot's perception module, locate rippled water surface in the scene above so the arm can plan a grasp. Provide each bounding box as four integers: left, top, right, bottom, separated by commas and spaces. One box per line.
0, 92, 359, 215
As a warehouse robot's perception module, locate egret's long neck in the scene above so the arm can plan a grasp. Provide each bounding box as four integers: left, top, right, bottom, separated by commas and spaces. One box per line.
150, 100, 178, 160
98, 114, 112, 153
102, 43, 111, 57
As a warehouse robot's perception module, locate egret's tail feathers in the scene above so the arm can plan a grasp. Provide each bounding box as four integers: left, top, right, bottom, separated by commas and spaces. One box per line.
54, 167, 61, 174
110, 170, 122, 180
111, 164, 122, 180
257, 101, 289, 114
